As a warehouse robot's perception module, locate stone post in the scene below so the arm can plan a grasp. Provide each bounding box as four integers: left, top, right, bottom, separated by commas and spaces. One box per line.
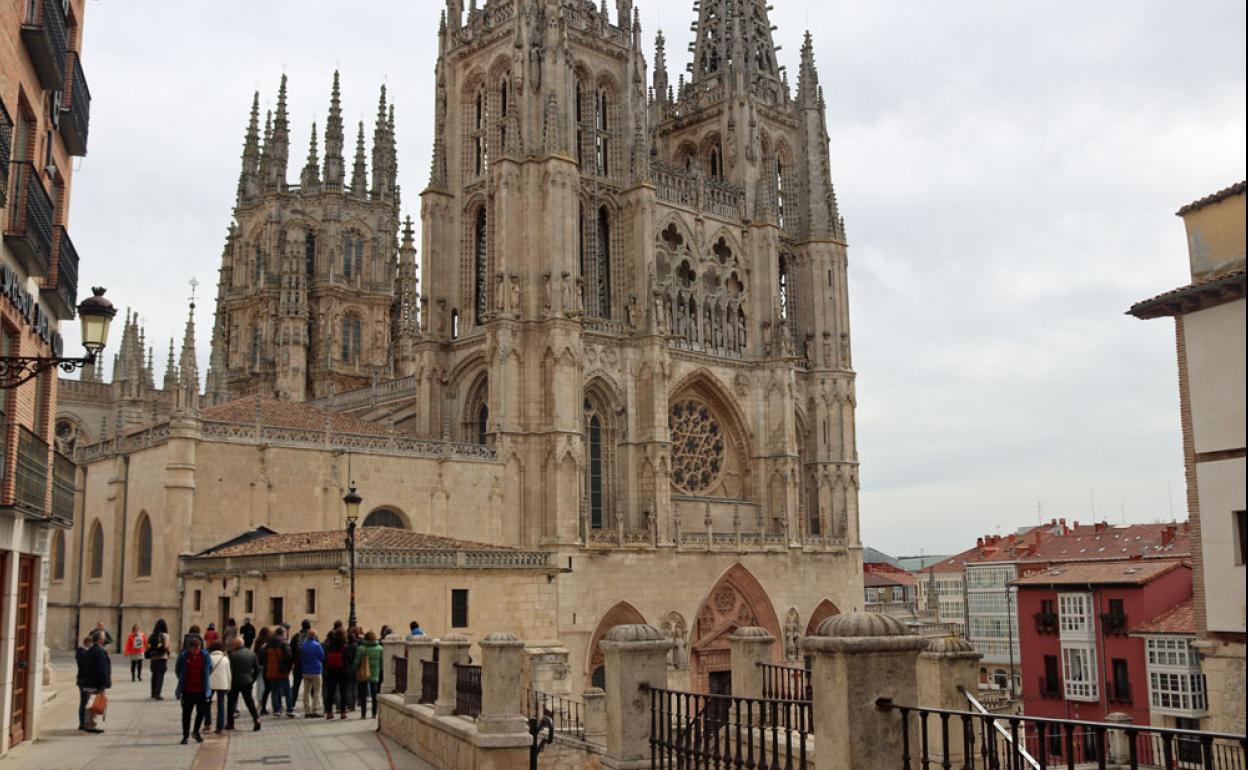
478, 632, 529, 735
380, 634, 405, 694
600, 624, 673, 769
729, 626, 774, 700
523, 642, 572, 698
404, 636, 436, 705
1105, 712, 1133, 764
434, 634, 471, 717
916, 636, 982, 765
803, 612, 928, 770
583, 687, 607, 744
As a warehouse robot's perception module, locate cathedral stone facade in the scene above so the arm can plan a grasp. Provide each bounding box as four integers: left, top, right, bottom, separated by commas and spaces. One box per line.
53, 0, 865, 694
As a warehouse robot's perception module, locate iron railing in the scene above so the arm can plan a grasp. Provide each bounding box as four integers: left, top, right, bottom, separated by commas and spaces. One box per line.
1108, 680, 1133, 705
647, 687, 811, 769
21, 0, 69, 89
523, 689, 588, 742
44, 225, 79, 318
453, 663, 481, 718
15, 427, 49, 514
758, 661, 812, 703
420, 659, 438, 704
1036, 677, 1061, 699
4, 161, 56, 278
51, 451, 74, 526
1100, 612, 1129, 636
392, 655, 408, 695
877, 697, 1247, 770
0, 100, 11, 208
60, 50, 91, 156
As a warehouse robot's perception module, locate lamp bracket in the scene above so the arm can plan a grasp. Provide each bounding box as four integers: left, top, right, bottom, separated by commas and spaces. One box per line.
0, 355, 95, 389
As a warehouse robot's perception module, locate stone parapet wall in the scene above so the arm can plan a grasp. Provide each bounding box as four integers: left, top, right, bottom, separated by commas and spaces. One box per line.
378, 696, 528, 770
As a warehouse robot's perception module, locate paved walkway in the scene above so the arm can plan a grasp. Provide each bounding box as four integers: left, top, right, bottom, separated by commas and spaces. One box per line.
6, 652, 434, 770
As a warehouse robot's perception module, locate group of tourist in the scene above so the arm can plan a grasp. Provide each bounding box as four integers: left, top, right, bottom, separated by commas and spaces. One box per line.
78, 617, 425, 744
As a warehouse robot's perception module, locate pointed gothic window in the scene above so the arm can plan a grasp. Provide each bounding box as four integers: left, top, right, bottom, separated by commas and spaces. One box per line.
250, 324, 263, 368
88, 520, 104, 580
463, 376, 489, 445
575, 84, 585, 169
354, 236, 365, 278
583, 392, 616, 530
775, 158, 787, 229
305, 232, 316, 276
476, 403, 489, 446
341, 315, 362, 365
473, 207, 488, 325
254, 244, 265, 283
499, 79, 509, 152
588, 408, 604, 530
596, 207, 612, 318
595, 89, 610, 177
778, 255, 790, 321
710, 143, 722, 178
474, 89, 488, 177
342, 232, 352, 278
135, 514, 153, 577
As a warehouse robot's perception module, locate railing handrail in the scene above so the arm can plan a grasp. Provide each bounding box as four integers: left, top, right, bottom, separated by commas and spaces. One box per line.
644, 685, 811, 708
964, 689, 1041, 769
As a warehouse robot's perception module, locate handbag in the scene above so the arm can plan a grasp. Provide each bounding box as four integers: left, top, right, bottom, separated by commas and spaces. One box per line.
89, 692, 108, 717
355, 651, 372, 682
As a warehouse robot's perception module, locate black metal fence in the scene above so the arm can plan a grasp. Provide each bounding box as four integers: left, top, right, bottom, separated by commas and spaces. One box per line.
758, 661, 812, 702
420, 659, 438, 705
523, 689, 588, 742
393, 655, 408, 695
648, 687, 811, 769
453, 663, 481, 718
877, 698, 1247, 770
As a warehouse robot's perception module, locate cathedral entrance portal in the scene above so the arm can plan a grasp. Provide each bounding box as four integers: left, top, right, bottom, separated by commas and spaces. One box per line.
690, 565, 782, 693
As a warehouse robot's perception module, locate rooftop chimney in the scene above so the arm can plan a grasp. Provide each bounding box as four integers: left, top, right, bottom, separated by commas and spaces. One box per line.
1162, 524, 1177, 547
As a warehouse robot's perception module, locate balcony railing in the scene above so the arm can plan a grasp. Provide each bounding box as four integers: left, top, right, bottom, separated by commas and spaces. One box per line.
60, 51, 91, 156
392, 655, 408, 696
14, 427, 49, 516
0, 100, 11, 209
647, 687, 812, 768
1033, 611, 1058, 635
1101, 612, 1129, 636
51, 451, 74, 527
1108, 680, 1133, 705
419, 659, 438, 705
1037, 676, 1062, 699
453, 663, 481, 718
4, 161, 56, 279
42, 225, 79, 318
21, 0, 70, 90
759, 661, 813, 706
523, 689, 590, 744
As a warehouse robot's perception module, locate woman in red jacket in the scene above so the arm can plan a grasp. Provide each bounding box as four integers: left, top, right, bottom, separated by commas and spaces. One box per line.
123, 624, 146, 682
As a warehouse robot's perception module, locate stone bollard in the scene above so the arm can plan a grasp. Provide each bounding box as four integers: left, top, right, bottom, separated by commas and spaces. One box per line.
380, 634, 406, 695
524, 642, 572, 698
803, 612, 928, 770
916, 636, 982, 765
600, 624, 673, 769
478, 632, 529, 735
434, 634, 472, 717
405, 636, 436, 705
729, 626, 775, 700
583, 687, 607, 744
1105, 712, 1133, 764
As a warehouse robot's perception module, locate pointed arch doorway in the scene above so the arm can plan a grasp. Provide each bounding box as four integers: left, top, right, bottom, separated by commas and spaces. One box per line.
690, 565, 782, 693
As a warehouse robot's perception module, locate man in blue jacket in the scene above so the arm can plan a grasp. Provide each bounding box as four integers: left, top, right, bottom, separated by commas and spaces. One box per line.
77, 631, 111, 733
298, 629, 325, 717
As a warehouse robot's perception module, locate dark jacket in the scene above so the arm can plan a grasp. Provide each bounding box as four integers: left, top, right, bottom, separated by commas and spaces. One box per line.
262, 638, 293, 681
240, 622, 256, 649
174, 649, 213, 700
228, 647, 261, 688
79, 644, 112, 690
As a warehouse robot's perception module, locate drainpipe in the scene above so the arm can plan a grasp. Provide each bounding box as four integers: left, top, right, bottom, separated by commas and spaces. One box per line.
72, 464, 89, 645
115, 455, 130, 653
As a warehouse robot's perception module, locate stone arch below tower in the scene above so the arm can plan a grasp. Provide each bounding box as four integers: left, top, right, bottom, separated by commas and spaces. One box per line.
805, 599, 841, 636
587, 601, 648, 688
690, 564, 781, 693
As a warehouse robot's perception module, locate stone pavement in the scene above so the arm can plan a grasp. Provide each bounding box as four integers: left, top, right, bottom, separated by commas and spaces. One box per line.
5, 652, 434, 770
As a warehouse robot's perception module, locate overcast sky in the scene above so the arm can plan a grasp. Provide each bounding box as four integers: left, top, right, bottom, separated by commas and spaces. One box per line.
63, 1, 1245, 555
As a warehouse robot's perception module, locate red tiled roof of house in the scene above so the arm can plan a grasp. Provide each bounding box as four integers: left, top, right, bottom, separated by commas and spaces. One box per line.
864, 572, 907, 587
1175, 180, 1246, 216
1127, 268, 1246, 320
1012, 559, 1188, 587
200, 395, 391, 436
203, 527, 515, 557
924, 521, 1190, 573
1132, 598, 1197, 636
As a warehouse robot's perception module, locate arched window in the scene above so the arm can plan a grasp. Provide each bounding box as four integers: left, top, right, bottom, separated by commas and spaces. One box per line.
362, 508, 406, 529
775, 158, 787, 229
595, 207, 611, 318
498, 78, 510, 152
250, 324, 263, 368
575, 83, 586, 168
341, 315, 362, 365
473, 207, 488, 325
51, 530, 65, 581
587, 407, 604, 529
135, 515, 153, 577
583, 390, 617, 530
474, 88, 488, 177
305, 232, 316, 276
476, 402, 489, 446
463, 375, 489, 445
709, 143, 722, 178
88, 521, 104, 580
595, 89, 610, 176
778, 255, 790, 321
253, 244, 265, 283
342, 232, 364, 279
450, 309, 460, 340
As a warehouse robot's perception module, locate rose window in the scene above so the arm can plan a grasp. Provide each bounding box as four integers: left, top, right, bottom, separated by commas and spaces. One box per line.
669, 398, 725, 494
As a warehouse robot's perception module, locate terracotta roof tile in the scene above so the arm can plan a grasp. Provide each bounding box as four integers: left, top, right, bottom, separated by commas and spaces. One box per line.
1132, 598, 1197, 635
1012, 559, 1188, 587
204, 527, 515, 557
201, 395, 391, 436
1175, 180, 1246, 216
925, 522, 1191, 573
1128, 268, 1246, 320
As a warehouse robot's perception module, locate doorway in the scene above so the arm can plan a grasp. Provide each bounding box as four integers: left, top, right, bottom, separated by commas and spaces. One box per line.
9, 555, 35, 746
219, 596, 232, 633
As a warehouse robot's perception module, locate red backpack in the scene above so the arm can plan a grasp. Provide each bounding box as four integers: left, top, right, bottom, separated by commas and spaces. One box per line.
325, 648, 345, 670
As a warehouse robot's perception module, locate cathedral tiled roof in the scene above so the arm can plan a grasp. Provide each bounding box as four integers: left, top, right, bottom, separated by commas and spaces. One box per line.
204, 527, 515, 557
201, 395, 391, 436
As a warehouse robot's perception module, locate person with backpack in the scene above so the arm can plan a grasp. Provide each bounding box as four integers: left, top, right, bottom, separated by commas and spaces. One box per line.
298, 629, 325, 718
352, 630, 384, 719
226, 637, 262, 732
262, 628, 295, 718
123, 625, 146, 682
174, 636, 212, 744
147, 619, 172, 700
321, 630, 351, 719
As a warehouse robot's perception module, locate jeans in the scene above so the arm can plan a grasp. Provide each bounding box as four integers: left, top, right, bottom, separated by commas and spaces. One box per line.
292, 669, 302, 704
324, 671, 351, 715
130, 658, 143, 681
228, 685, 260, 727
150, 659, 168, 698
78, 687, 91, 728
215, 691, 229, 731
180, 694, 209, 738
268, 678, 292, 714
358, 681, 378, 717
301, 674, 322, 715
257, 677, 270, 712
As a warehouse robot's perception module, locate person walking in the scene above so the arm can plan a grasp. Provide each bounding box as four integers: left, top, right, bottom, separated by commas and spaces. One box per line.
290, 619, 310, 707
124, 625, 146, 682
226, 638, 262, 732
262, 628, 295, 718
298, 629, 325, 718
147, 619, 172, 699
222, 618, 239, 650
322, 630, 350, 720
174, 636, 211, 744
203, 623, 220, 649
77, 632, 111, 733
352, 631, 384, 719
253, 626, 272, 714
240, 617, 257, 650
207, 642, 232, 734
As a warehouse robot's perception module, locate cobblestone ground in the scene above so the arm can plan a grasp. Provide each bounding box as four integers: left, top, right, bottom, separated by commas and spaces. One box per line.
6, 652, 434, 770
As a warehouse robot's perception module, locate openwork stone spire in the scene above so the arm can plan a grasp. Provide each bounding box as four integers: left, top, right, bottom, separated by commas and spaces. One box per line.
237, 91, 261, 202
689, 0, 782, 94
351, 121, 368, 196
301, 121, 321, 189
323, 71, 345, 189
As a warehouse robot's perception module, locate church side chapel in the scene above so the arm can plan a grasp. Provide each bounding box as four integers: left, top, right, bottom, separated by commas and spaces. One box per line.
52, 0, 865, 694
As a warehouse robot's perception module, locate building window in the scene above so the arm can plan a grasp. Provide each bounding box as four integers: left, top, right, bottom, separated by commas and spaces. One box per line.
1147, 637, 1199, 667
193, 590, 202, 612
270, 597, 284, 626
594, 88, 610, 177
88, 520, 104, 579
1042, 655, 1060, 696
254, 245, 265, 283
1150, 671, 1207, 713
463, 376, 489, 446
341, 315, 362, 365
775, 158, 786, 229
341, 232, 364, 278
451, 589, 469, 628
1058, 593, 1093, 636
135, 515, 153, 577
778, 255, 790, 321
1110, 658, 1131, 703
473, 207, 487, 325
244, 590, 254, 615
362, 508, 406, 529
595, 207, 611, 319
305, 589, 316, 615
250, 324, 263, 368
1061, 644, 1098, 701
305, 232, 316, 275
51, 530, 65, 581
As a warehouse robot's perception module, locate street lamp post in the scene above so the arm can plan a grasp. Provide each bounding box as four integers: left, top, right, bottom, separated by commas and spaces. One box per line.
0, 287, 118, 388
343, 482, 362, 630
